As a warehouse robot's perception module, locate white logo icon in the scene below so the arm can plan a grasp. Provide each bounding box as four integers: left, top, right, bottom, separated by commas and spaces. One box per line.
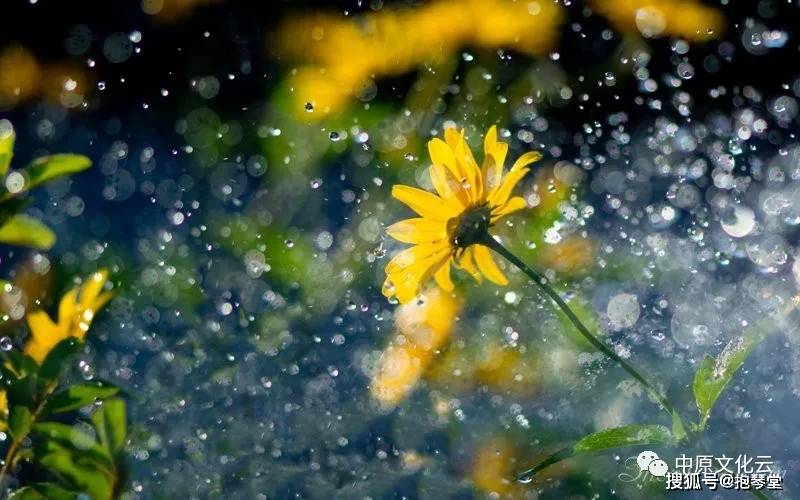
636, 451, 659, 471
636, 451, 669, 477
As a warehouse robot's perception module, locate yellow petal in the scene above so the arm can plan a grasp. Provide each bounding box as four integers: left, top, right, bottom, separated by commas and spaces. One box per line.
483, 125, 499, 151
474, 244, 509, 285
57, 289, 78, 326
453, 132, 482, 201
386, 218, 447, 244
491, 196, 528, 222
444, 126, 461, 149
392, 185, 458, 221
26, 310, 58, 342
489, 167, 529, 208
24, 310, 67, 364
482, 128, 508, 193
434, 258, 455, 292
456, 247, 483, 283
428, 138, 458, 175
430, 163, 469, 209
384, 245, 450, 303
79, 270, 108, 310
510, 150, 542, 173
385, 242, 445, 274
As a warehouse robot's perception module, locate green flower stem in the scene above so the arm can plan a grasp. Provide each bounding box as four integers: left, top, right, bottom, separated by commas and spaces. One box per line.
481, 235, 686, 434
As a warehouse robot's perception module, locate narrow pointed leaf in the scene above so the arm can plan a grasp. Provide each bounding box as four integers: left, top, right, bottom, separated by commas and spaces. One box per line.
39, 338, 83, 381
33, 421, 114, 467
92, 398, 127, 455
9, 484, 79, 500
43, 382, 121, 416
36, 440, 113, 500
0, 214, 56, 249
692, 300, 797, 430
20, 154, 92, 193
9, 405, 32, 440
0, 120, 14, 177
517, 424, 675, 481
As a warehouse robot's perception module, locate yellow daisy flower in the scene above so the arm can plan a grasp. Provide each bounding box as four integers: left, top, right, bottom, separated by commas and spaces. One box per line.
383, 126, 541, 303
24, 270, 112, 364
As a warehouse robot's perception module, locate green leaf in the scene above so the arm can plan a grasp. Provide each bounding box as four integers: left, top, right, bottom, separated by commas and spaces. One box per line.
572, 424, 676, 452
1, 351, 39, 407
692, 309, 783, 430
0, 214, 55, 249
9, 484, 79, 500
43, 382, 121, 415
33, 422, 113, 468
3, 374, 37, 409
9, 405, 32, 440
36, 440, 113, 500
8, 487, 45, 500
39, 338, 83, 381
2, 350, 39, 380
671, 411, 687, 441
92, 398, 127, 455
18, 154, 92, 193
0, 120, 15, 177
516, 424, 676, 482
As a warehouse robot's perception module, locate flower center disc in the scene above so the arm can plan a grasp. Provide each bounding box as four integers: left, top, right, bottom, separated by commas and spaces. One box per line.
448, 204, 491, 249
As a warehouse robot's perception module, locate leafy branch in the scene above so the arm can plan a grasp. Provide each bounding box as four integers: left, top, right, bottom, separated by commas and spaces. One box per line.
515, 294, 800, 490
0, 339, 127, 499
0, 119, 92, 250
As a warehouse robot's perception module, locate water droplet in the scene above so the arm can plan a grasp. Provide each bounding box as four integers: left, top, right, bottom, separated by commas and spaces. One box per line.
304, 102, 314, 112
0, 337, 12, 351
517, 469, 535, 484
310, 178, 323, 189
78, 360, 95, 381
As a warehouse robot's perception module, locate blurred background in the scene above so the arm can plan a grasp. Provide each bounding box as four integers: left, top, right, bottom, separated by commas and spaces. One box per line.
1, 0, 800, 498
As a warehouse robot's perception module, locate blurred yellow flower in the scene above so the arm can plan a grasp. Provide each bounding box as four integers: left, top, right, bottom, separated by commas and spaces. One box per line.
538, 235, 596, 276
426, 340, 540, 397
0, 45, 41, 108
370, 287, 461, 408
590, 0, 724, 41
0, 44, 91, 110
274, 0, 564, 118
0, 390, 6, 431
24, 270, 112, 364
475, 343, 539, 396
469, 437, 524, 498
383, 126, 541, 303
41, 63, 91, 109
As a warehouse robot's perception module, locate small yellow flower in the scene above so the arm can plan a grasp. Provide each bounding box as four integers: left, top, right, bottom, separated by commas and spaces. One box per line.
383, 126, 541, 303
24, 270, 112, 364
